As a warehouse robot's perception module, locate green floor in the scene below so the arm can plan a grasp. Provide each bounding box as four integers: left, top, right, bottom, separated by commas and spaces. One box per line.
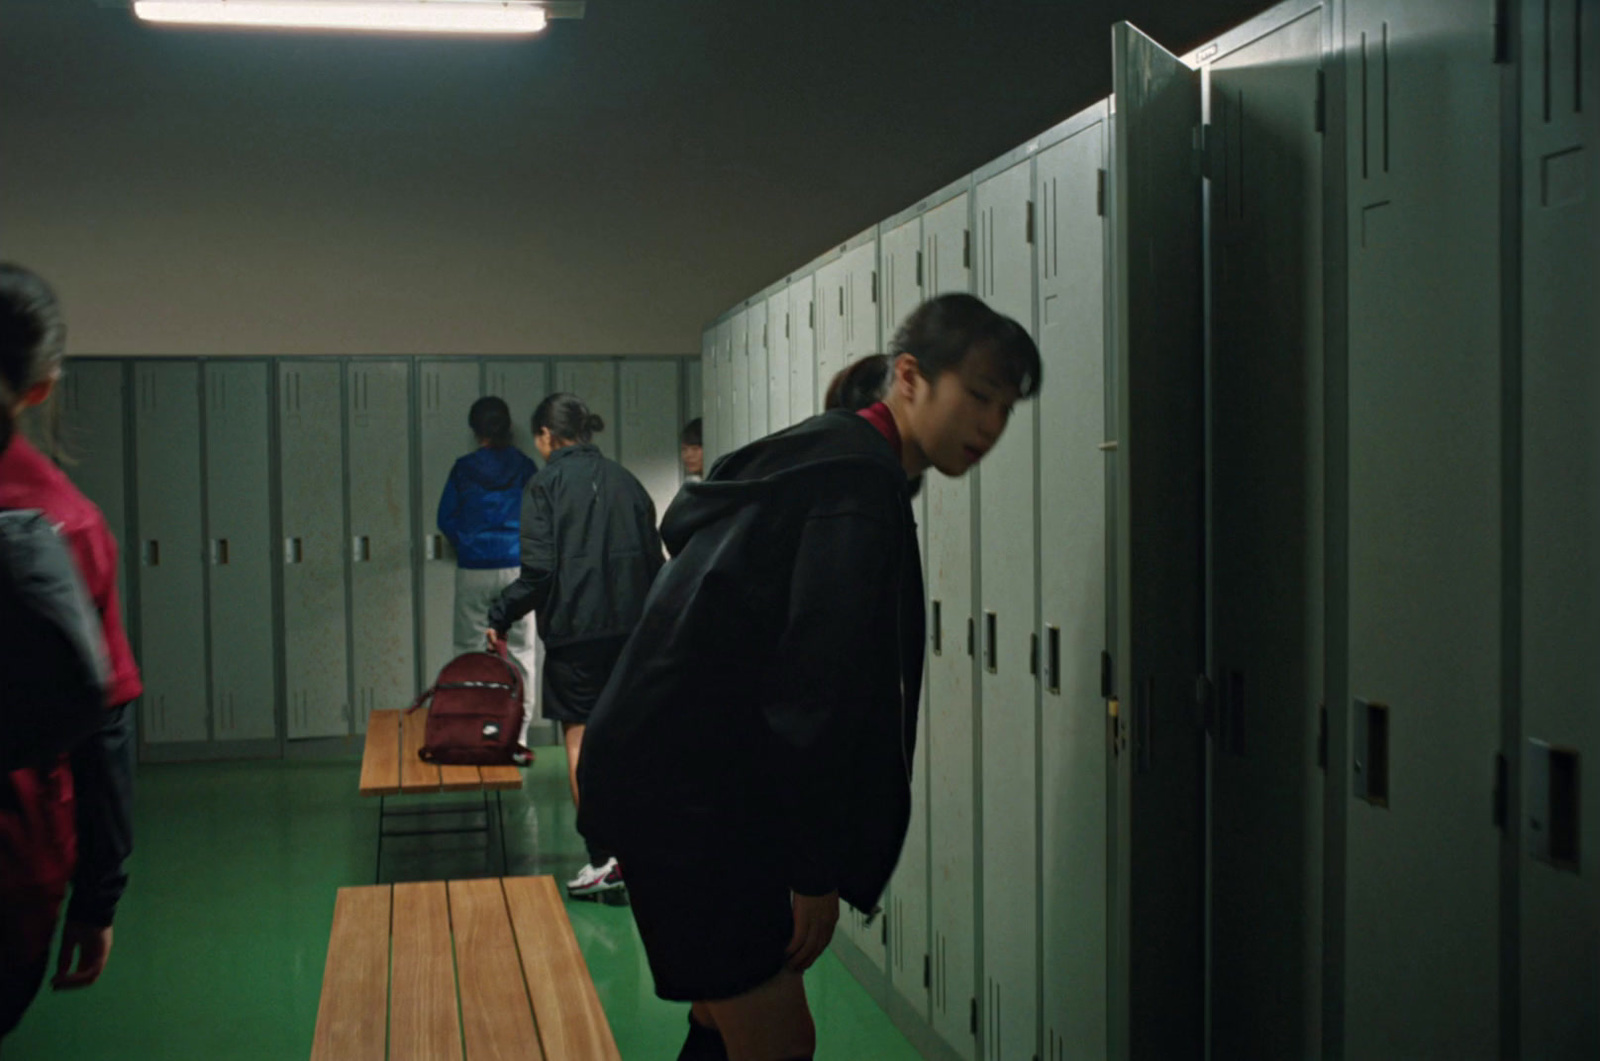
3, 754, 922, 1060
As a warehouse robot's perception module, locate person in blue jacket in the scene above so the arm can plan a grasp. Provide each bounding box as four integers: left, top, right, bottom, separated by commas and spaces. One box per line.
436, 396, 540, 743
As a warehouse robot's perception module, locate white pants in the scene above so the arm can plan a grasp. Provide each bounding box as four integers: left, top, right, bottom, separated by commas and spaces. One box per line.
453, 566, 542, 745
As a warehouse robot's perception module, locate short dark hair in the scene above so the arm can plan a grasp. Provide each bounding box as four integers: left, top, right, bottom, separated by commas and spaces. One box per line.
888, 293, 1041, 398
824, 355, 891, 413
681, 418, 702, 447
532, 392, 605, 444
469, 396, 513, 447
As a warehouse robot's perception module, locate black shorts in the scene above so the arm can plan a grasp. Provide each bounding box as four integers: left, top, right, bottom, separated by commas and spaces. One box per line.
541, 637, 626, 725
619, 831, 794, 1002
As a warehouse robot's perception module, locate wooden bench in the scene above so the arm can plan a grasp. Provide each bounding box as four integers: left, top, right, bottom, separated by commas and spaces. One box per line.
361, 708, 524, 882
311, 875, 621, 1061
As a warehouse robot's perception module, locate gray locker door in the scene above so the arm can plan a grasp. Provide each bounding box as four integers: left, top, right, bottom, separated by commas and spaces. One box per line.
347, 361, 415, 730
976, 156, 1038, 1061
1522, 5, 1599, 1057
204, 362, 276, 742
814, 258, 848, 411
1110, 22, 1205, 1060
844, 242, 880, 363
484, 359, 552, 460
747, 300, 770, 441
927, 461, 978, 1061
58, 362, 129, 608
553, 360, 619, 461
418, 360, 482, 684
1203, 7, 1327, 1059
881, 212, 930, 1018
730, 311, 750, 450
280, 361, 350, 739
788, 278, 817, 422
701, 329, 717, 465
766, 292, 792, 431
133, 362, 209, 744
620, 359, 683, 524
1340, 3, 1503, 1057
924, 186, 976, 1059
925, 193, 972, 298
1036, 115, 1110, 1061
686, 355, 703, 424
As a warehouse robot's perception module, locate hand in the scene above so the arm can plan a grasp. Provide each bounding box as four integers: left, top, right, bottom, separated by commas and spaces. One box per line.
785, 891, 839, 973
53, 922, 113, 990
485, 629, 504, 652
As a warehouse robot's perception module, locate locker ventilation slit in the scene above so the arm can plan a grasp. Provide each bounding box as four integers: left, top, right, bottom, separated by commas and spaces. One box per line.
1495, 0, 1512, 64
1361, 32, 1370, 179
1381, 22, 1390, 173
1577, 0, 1584, 113
1546, 0, 1555, 122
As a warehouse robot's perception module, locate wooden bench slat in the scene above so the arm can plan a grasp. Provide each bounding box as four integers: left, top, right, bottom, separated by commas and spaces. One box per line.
448, 879, 546, 1061
310, 886, 391, 1061
477, 765, 524, 790
399, 709, 443, 794
438, 764, 485, 793
358, 711, 402, 797
389, 882, 464, 1061
504, 876, 622, 1061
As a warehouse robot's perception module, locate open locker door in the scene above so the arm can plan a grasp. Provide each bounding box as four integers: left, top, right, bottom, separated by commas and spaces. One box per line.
1109, 21, 1205, 1061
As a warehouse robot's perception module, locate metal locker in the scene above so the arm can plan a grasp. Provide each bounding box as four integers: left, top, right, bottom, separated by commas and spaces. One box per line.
746, 299, 770, 441
730, 311, 750, 450
765, 290, 791, 431
701, 329, 717, 465
880, 211, 931, 1018
619, 359, 683, 524
133, 361, 209, 744
685, 355, 703, 424
418, 359, 482, 685
921, 183, 976, 1059
814, 256, 849, 411
204, 361, 276, 742
788, 277, 817, 422
1035, 107, 1111, 1061
1520, 3, 1599, 1054
1338, 2, 1503, 1056
926, 464, 978, 1061
280, 361, 349, 739
484, 359, 552, 460
57, 362, 130, 608
975, 154, 1039, 1061
712, 320, 733, 461
553, 360, 618, 461
347, 361, 415, 731
843, 241, 880, 364
1110, 22, 1206, 1060
924, 193, 972, 299
1195, 4, 1329, 1057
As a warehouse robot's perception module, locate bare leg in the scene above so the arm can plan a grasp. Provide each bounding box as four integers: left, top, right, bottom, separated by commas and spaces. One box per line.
563, 722, 585, 809
704, 969, 815, 1061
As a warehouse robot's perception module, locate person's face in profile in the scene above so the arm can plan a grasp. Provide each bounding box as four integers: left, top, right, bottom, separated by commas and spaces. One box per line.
681, 442, 704, 477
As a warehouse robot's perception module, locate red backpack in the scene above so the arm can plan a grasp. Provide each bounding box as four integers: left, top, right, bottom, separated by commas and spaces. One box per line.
409, 646, 531, 766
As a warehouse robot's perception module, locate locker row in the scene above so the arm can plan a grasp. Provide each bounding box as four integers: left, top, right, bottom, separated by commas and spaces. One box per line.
700, 1, 1595, 1059
55, 356, 699, 753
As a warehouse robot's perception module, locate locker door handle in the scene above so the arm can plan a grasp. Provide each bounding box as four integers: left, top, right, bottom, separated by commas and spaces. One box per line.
353, 536, 371, 563
143, 540, 160, 567
931, 600, 943, 655
1046, 626, 1061, 694
1353, 699, 1389, 806
210, 539, 230, 566
285, 537, 304, 564
1527, 740, 1581, 870
967, 617, 975, 657
984, 612, 997, 673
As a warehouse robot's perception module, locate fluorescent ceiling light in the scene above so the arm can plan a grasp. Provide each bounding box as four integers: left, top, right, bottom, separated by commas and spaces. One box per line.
133, 1, 550, 35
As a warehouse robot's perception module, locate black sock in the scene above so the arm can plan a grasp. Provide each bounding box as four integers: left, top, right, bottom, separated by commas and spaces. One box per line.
676, 1012, 729, 1061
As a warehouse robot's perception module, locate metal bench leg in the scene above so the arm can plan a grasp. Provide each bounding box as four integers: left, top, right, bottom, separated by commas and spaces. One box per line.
375, 795, 386, 885
497, 791, 510, 876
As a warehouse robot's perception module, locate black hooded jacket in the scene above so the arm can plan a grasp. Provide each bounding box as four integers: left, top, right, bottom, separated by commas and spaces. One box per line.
577, 410, 925, 913
487, 444, 663, 648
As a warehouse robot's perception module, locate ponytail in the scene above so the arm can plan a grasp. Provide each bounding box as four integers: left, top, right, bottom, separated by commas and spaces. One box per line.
532, 393, 605, 445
